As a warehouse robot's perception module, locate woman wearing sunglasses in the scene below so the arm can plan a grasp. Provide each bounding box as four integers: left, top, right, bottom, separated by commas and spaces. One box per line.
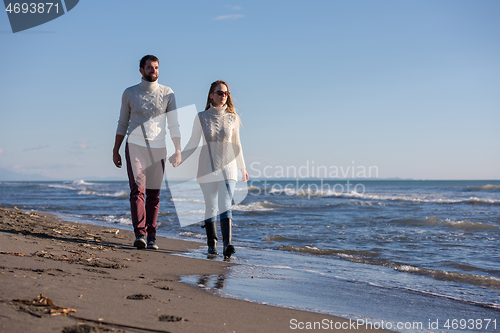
172, 80, 248, 259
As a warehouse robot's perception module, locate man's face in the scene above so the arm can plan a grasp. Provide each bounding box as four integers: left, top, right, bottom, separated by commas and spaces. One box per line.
140, 60, 159, 82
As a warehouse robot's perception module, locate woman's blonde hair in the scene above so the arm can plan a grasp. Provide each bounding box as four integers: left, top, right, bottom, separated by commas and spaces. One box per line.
205, 80, 241, 125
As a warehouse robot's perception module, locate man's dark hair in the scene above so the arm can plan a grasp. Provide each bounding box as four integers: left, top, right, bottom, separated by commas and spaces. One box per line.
140, 55, 159, 69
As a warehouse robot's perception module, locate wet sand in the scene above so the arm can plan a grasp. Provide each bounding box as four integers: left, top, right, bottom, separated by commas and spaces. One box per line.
0, 207, 389, 332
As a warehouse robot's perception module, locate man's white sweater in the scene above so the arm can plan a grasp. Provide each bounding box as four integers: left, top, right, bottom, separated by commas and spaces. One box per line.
116, 79, 180, 148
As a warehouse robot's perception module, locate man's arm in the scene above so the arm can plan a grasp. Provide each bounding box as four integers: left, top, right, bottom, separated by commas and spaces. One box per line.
165, 91, 182, 167
170, 137, 182, 167
113, 134, 125, 168
114, 89, 130, 168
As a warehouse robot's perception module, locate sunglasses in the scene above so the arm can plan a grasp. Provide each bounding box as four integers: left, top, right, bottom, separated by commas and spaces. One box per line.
214, 90, 230, 97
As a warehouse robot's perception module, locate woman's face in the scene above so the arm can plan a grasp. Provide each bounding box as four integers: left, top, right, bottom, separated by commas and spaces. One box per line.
210, 83, 229, 107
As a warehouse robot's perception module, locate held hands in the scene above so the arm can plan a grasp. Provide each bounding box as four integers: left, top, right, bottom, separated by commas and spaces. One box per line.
169, 151, 182, 167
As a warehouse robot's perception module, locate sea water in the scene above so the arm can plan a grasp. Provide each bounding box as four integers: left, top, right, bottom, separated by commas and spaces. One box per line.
1, 179, 499, 332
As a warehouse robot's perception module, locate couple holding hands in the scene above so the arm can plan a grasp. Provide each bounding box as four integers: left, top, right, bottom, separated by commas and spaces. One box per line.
113, 55, 248, 259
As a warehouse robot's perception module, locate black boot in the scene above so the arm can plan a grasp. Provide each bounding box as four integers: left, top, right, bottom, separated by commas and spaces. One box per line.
220, 218, 235, 259
204, 221, 218, 255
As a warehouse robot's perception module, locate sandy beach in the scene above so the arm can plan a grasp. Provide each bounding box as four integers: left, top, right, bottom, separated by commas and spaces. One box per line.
0, 207, 389, 333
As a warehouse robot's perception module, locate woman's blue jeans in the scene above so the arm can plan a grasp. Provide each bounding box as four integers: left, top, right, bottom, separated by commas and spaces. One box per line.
199, 180, 236, 222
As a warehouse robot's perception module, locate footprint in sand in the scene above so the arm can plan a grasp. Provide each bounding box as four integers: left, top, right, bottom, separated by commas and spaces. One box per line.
159, 315, 188, 322
126, 294, 154, 300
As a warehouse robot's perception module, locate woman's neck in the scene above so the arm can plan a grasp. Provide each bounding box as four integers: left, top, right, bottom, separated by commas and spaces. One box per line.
208, 104, 227, 114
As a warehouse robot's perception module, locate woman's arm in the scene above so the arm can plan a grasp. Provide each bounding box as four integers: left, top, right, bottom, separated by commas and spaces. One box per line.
231, 124, 248, 182
169, 115, 202, 166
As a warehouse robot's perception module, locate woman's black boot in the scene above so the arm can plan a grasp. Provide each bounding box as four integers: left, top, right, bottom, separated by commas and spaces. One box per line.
204, 221, 218, 255
220, 218, 235, 259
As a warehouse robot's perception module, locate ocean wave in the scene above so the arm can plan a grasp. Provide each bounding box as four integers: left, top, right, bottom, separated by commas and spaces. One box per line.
246, 184, 500, 206
465, 184, 500, 192
233, 201, 283, 212
176, 209, 205, 215
393, 264, 500, 290
248, 186, 263, 192
71, 180, 95, 186
352, 201, 386, 206
46, 182, 128, 198
462, 197, 500, 205
392, 216, 497, 230
248, 182, 500, 205
325, 192, 500, 206
267, 187, 364, 198
279, 245, 377, 258
77, 190, 128, 198
47, 184, 79, 191
158, 211, 180, 216
178, 231, 206, 239
323, 191, 423, 202
49, 180, 95, 189
279, 245, 500, 290
264, 234, 296, 242
172, 198, 205, 204
99, 215, 132, 225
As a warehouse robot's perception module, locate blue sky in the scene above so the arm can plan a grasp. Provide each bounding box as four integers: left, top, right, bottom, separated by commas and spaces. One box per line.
0, 0, 499, 180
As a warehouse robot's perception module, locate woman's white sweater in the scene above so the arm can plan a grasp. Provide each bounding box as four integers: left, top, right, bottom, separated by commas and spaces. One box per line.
181, 105, 245, 183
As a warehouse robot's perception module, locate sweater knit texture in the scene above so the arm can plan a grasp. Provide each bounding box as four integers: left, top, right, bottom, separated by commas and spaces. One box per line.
116, 79, 180, 148
181, 105, 245, 183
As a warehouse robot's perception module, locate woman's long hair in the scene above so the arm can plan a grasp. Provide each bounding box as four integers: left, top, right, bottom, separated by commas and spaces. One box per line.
205, 80, 241, 125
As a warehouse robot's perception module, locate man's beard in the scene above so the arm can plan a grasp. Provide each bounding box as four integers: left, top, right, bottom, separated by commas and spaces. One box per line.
143, 73, 158, 82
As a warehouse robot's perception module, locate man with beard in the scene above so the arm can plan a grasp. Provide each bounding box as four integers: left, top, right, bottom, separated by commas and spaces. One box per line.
113, 55, 182, 250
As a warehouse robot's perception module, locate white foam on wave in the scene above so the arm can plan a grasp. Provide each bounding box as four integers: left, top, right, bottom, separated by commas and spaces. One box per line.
245, 262, 328, 277
326, 191, 430, 202
48, 180, 94, 189
463, 197, 500, 205
394, 264, 500, 290
172, 198, 204, 204
233, 201, 280, 212
466, 184, 500, 191
389, 216, 499, 232
191, 181, 500, 207
77, 189, 128, 198
443, 219, 497, 230
47, 184, 78, 191
177, 209, 205, 215
71, 180, 94, 186
178, 231, 206, 239
47, 181, 128, 198
100, 215, 132, 225
267, 187, 365, 198
323, 191, 500, 205
396, 265, 420, 273
399, 216, 498, 230
247, 186, 262, 191
353, 201, 386, 206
